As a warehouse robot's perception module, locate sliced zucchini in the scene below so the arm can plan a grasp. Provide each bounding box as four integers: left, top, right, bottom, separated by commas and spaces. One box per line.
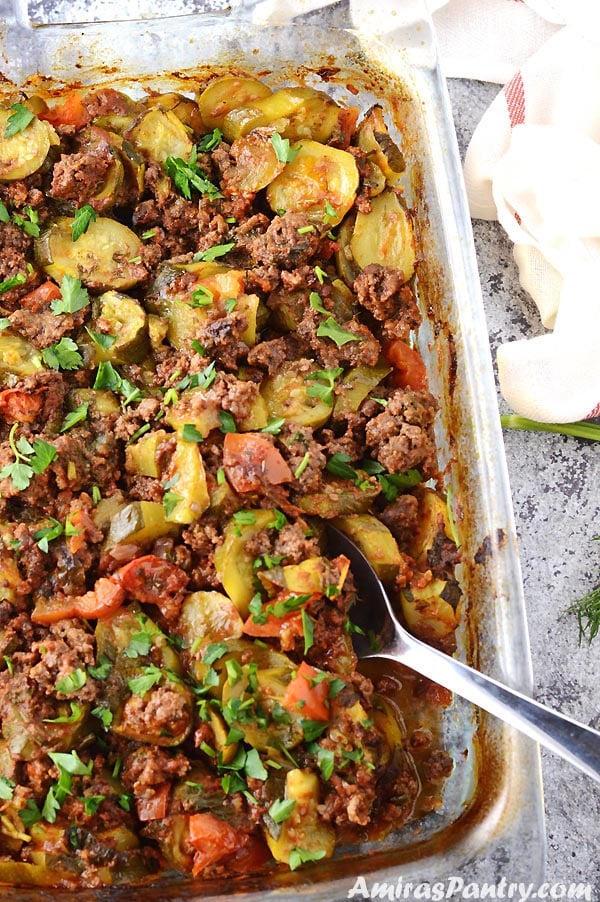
178, 590, 244, 649
263, 768, 335, 866
266, 140, 359, 227
227, 129, 285, 193
197, 76, 272, 131
125, 429, 169, 478
35, 216, 144, 290
297, 477, 380, 518
260, 362, 333, 428
0, 332, 42, 376
400, 578, 458, 646
356, 105, 405, 185
145, 93, 203, 135
332, 362, 391, 418
126, 108, 194, 165
105, 500, 179, 548
165, 439, 210, 525
91, 290, 149, 364
0, 111, 59, 181
332, 514, 403, 583
349, 188, 416, 281
213, 509, 276, 614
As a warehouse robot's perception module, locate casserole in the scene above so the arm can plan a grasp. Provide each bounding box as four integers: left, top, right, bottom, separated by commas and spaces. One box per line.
0, 0, 545, 896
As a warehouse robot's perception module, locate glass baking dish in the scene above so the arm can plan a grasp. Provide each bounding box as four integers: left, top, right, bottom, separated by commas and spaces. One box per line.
0, 0, 545, 897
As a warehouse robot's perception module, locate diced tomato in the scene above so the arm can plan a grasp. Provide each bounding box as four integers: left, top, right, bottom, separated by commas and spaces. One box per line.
74, 577, 126, 620
220, 833, 271, 874
222, 432, 293, 494
0, 389, 45, 424
39, 91, 90, 130
188, 812, 241, 877
281, 660, 330, 722
67, 507, 101, 555
20, 281, 62, 311
31, 596, 79, 625
243, 609, 303, 639
114, 554, 189, 621
384, 339, 428, 390
136, 783, 170, 822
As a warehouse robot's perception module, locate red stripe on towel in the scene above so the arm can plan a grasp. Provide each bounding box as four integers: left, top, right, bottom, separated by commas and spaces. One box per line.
504, 72, 526, 127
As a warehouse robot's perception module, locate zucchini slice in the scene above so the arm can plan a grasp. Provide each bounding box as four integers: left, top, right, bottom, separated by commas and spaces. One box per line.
91, 290, 149, 364
126, 108, 193, 165
0, 111, 59, 181
35, 216, 144, 290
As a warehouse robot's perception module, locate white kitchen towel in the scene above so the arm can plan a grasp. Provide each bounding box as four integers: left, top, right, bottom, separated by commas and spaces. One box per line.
432, 0, 600, 421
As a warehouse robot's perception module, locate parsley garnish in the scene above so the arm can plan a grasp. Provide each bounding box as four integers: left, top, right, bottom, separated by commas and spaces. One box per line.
164, 146, 222, 200
269, 798, 296, 824
301, 609, 314, 654
202, 642, 229, 666
43, 701, 83, 723
261, 417, 285, 435
0, 272, 26, 294
0, 776, 15, 800
55, 668, 87, 694
83, 794, 106, 815
271, 133, 300, 164
93, 361, 142, 406
300, 719, 328, 742
88, 653, 112, 680
33, 517, 63, 552
316, 316, 362, 347
0, 424, 56, 491
314, 265, 327, 284
50, 274, 90, 315
219, 410, 237, 433
182, 423, 204, 443
288, 847, 327, 871
0, 202, 9, 223
197, 128, 222, 151
127, 664, 163, 696
12, 205, 40, 237
85, 327, 116, 350
305, 366, 343, 406
71, 204, 97, 241
124, 631, 153, 659
4, 103, 35, 138
60, 402, 88, 433
326, 452, 358, 481
19, 799, 42, 828
294, 452, 310, 479
42, 337, 83, 371
308, 290, 328, 314
233, 510, 256, 527
189, 284, 214, 307
162, 490, 182, 517
193, 242, 235, 263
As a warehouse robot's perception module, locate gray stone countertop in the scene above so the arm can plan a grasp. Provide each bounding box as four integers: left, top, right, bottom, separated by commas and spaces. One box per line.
447, 79, 600, 895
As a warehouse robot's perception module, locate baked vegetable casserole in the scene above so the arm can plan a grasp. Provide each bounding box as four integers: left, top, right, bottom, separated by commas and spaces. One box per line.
0, 76, 461, 887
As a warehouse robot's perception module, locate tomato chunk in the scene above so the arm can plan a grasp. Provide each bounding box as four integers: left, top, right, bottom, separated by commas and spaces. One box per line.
136, 783, 170, 822
31, 596, 79, 625
384, 339, 428, 390
21, 280, 62, 311
281, 660, 330, 722
188, 813, 241, 876
0, 389, 45, 424
74, 577, 126, 620
115, 554, 189, 622
39, 91, 90, 129
223, 432, 293, 493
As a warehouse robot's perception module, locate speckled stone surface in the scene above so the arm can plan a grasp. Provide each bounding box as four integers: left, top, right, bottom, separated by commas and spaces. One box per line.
447, 79, 600, 895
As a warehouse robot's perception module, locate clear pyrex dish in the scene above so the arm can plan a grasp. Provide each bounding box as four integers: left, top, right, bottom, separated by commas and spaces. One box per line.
0, 0, 546, 897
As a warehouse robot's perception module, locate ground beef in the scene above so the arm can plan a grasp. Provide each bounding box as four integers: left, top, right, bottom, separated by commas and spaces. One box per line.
354, 264, 420, 333
82, 88, 132, 121
380, 493, 420, 547
246, 335, 308, 375
279, 425, 326, 494
119, 686, 191, 742
9, 304, 86, 350
365, 388, 438, 478
49, 144, 114, 210
296, 307, 381, 368
180, 520, 222, 588
421, 749, 454, 783
248, 212, 320, 268
121, 746, 190, 792
0, 222, 41, 308
28, 619, 98, 702
272, 521, 321, 564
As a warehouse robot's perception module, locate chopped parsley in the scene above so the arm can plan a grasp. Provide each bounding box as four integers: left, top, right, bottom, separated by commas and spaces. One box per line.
271, 133, 300, 163
190, 284, 214, 307
305, 366, 343, 406
12, 205, 40, 237
261, 417, 285, 435
294, 451, 311, 479
55, 668, 87, 694
42, 337, 83, 371
193, 241, 235, 263
197, 127, 222, 151
4, 102, 35, 138
127, 664, 163, 696
288, 847, 327, 871
219, 410, 237, 433
43, 702, 83, 724
181, 423, 204, 443
164, 146, 222, 200
0, 424, 57, 492
269, 798, 296, 824
60, 402, 89, 433
70, 203, 97, 241
162, 490, 182, 517
50, 275, 90, 315
0, 272, 26, 295
0, 776, 15, 801
85, 327, 116, 350
308, 290, 328, 314
33, 517, 64, 552
316, 316, 362, 347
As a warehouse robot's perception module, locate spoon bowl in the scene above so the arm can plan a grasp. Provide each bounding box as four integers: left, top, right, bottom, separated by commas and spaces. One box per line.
327, 524, 600, 784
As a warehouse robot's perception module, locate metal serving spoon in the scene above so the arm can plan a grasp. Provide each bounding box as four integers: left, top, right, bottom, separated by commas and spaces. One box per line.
327, 525, 600, 784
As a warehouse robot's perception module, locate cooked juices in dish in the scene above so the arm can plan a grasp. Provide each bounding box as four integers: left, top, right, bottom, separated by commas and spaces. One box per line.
0, 77, 460, 887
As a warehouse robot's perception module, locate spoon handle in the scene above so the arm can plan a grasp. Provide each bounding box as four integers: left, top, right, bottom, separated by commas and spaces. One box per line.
378, 631, 600, 783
